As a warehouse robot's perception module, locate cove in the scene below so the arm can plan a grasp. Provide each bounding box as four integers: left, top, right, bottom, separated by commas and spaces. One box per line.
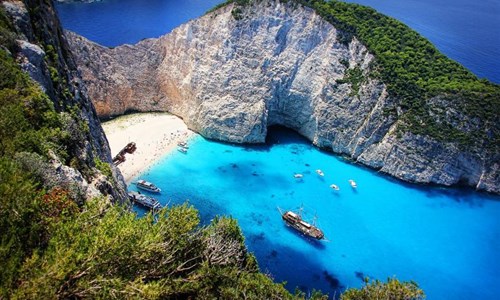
130, 127, 500, 299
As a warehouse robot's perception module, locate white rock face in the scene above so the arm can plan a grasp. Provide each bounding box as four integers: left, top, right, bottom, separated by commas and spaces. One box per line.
66, 0, 499, 193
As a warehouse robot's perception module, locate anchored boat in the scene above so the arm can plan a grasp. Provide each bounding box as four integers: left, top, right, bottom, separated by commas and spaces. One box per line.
349, 179, 357, 188
135, 179, 161, 193
128, 191, 162, 210
278, 207, 325, 240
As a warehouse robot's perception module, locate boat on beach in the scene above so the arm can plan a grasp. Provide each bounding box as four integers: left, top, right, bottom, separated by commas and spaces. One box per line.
278, 207, 325, 240
135, 179, 161, 193
178, 147, 188, 153
177, 141, 189, 148
128, 191, 162, 210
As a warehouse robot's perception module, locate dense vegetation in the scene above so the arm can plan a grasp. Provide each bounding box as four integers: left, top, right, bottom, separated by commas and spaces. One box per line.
11, 200, 295, 299
305, 0, 499, 149
1, 4, 76, 292
224, 0, 499, 150
0, 1, 426, 298
341, 278, 424, 300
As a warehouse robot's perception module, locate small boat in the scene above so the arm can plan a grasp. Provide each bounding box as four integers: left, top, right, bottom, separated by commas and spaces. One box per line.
278, 207, 325, 240
177, 141, 189, 149
177, 147, 188, 153
316, 169, 324, 177
128, 191, 162, 210
294, 173, 303, 179
349, 179, 357, 188
136, 179, 161, 193
330, 184, 340, 191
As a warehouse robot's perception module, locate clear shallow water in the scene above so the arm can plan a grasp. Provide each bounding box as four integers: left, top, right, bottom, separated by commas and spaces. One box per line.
56, 0, 500, 83
130, 127, 500, 299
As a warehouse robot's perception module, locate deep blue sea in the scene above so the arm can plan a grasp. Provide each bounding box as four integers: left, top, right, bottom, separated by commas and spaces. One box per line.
55, 0, 224, 46
344, 0, 500, 84
55, 0, 500, 83
130, 127, 500, 299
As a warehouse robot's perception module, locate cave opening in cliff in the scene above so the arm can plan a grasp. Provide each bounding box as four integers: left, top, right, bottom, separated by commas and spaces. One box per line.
265, 125, 310, 146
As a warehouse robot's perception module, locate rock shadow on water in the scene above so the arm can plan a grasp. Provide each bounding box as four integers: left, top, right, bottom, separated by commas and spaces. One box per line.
215, 160, 293, 190
248, 234, 343, 298
354, 271, 371, 282
170, 194, 228, 226
284, 225, 326, 250
248, 212, 270, 226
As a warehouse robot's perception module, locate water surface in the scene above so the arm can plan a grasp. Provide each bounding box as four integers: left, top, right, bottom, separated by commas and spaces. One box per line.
131, 127, 500, 299
345, 0, 500, 83
56, 0, 224, 46
56, 0, 500, 82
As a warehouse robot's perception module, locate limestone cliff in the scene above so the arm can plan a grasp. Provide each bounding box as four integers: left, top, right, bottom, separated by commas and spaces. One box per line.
66, 0, 499, 193
2, 0, 127, 202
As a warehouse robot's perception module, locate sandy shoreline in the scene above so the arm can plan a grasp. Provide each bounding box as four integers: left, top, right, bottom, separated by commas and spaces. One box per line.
102, 113, 195, 184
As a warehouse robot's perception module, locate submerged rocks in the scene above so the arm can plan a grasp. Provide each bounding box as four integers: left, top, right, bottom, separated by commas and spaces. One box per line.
66, 0, 498, 193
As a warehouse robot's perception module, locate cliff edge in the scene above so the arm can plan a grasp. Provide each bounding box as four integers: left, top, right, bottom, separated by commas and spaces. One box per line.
66, 0, 499, 193
2, 0, 127, 202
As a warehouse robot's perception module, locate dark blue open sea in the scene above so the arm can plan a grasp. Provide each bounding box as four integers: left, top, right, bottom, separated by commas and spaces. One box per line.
56, 0, 500, 83
57, 0, 500, 298
56, 0, 224, 46
344, 0, 500, 84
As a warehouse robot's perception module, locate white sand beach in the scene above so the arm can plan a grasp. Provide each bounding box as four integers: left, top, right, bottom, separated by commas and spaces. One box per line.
102, 113, 195, 183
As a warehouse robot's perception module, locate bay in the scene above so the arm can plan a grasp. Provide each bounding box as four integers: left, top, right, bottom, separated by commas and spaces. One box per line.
131, 127, 500, 299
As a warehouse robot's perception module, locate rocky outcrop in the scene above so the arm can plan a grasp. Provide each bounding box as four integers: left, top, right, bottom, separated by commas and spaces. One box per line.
2, 0, 127, 202
66, 0, 499, 193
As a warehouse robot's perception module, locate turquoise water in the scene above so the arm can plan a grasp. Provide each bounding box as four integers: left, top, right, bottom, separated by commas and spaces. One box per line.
130, 127, 500, 299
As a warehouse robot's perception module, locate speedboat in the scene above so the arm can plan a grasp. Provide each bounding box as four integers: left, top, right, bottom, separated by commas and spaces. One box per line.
349, 179, 357, 188
178, 147, 187, 154
136, 179, 161, 193
316, 169, 324, 177
330, 184, 340, 191
294, 173, 303, 179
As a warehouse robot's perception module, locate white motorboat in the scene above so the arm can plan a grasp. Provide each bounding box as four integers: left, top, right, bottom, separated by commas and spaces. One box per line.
330, 184, 340, 191
349, 179, 357, 188
136, 179, 161, 193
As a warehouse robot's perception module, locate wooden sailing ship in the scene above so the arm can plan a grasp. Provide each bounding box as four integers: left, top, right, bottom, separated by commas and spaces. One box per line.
278, 207, 325, 240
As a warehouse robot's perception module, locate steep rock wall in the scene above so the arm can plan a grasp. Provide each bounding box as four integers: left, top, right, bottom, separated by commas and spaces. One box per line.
2, 0, 127, 202
66, 0, 499, 193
